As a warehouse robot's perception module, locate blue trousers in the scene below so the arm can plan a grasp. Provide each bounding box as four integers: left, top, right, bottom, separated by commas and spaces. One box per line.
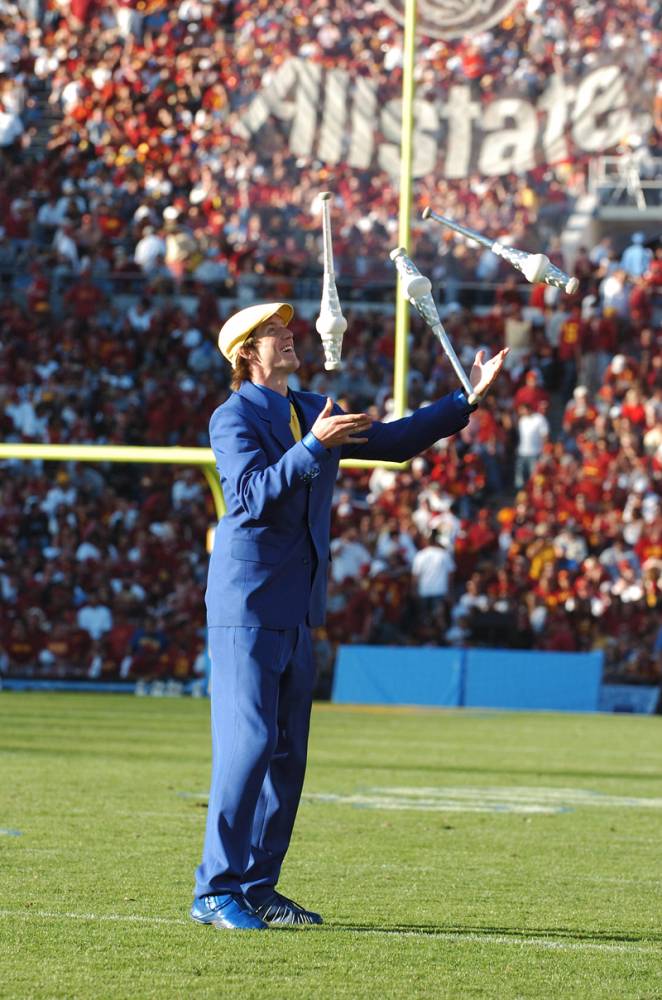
194, 624, 314, 902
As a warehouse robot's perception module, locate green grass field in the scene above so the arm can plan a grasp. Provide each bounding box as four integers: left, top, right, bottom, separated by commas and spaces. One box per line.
1, 693, 661, 1000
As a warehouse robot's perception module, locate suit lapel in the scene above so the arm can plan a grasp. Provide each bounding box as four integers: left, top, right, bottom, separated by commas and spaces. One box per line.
238, 380, 294, 452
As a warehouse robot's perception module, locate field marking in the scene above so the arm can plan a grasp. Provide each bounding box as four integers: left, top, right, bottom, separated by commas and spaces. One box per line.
378, 786, 662, 807
0, 909, 658, 954
0, 909, 182, 926
303, 786, 662, 815
179, 785, 662, 816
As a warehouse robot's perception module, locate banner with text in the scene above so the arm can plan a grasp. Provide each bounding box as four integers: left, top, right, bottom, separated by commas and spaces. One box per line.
237, 57, 651, 179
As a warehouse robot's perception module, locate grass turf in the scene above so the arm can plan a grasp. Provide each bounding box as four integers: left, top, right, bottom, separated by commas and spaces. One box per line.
1, 693, 661, 1000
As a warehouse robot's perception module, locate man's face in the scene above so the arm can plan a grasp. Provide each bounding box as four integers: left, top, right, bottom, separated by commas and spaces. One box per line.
249, 315, 299, 377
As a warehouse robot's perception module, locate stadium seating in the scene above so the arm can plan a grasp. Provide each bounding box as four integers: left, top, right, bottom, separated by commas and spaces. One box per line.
0, 0, 660, 689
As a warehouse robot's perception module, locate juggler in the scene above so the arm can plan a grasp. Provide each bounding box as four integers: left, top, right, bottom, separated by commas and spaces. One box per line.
192, 302, 507, 929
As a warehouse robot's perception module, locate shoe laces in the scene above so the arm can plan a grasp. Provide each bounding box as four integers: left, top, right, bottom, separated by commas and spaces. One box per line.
256, 892, 316, 925
205, 894, 237, 913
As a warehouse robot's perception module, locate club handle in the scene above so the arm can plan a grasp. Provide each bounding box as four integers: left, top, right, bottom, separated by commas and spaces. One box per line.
430, 323, 476, 402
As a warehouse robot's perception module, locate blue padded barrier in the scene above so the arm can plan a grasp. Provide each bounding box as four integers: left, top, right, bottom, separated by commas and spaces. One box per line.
332, 645, 463, 707
0, 679, 136, 693
599, 684, 659, 714
463, 648, 603, 712
332, 645, 604, 712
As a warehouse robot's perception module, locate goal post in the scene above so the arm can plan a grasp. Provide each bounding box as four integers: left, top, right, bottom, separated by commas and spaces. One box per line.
0, 443, 408, 522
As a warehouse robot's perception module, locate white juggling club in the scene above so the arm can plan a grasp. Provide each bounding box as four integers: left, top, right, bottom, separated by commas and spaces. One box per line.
422, 207, 579, 294
390, 246, 479, 405
315, 192, 347, 370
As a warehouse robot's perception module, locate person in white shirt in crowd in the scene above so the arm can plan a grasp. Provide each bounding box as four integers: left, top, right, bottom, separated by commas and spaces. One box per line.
411, 496, 437, 538
553, 526, 588, 570
75, 535, 103, 562
599, 267, 629, 317
134, 226, 167, 272
127, 297, 155, 332
36, 194, 61, 243
411, 531, 455, 622
451, 575, 489, 626
58, 73, 84, 114
514, 402, 549, 488
598, 536, 641, 579
431, 493, 461, 549
5, 389, 47, 438
54, 180, 87, 225
366, 464, 397, 505
330, 526, 372, 584
41, 473, 77, 521
413, 484, 461, 540
172, 468, 205, 510
53, 221, 80, 270
375, 517, 418, 567
77, 593, 113, 641
0, 105, 23, 147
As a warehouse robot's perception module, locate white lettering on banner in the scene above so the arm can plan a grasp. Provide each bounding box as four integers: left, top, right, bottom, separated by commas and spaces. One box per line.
377, 99, 440, 177
289, 60, 321, 158
239, 59, 645, 179
478, 98, 538, 175
440, 85, 482, 179
318, 69, 349, 164
571, 64, 631, 152
348, 76, 378, 169
539, 75, 572, 165
242, 59, 321, 156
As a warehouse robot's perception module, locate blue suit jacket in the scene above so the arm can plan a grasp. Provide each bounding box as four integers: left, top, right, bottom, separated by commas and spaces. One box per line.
205, 381, 473, 628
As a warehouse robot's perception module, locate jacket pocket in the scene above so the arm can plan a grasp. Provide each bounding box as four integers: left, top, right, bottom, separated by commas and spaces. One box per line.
230, 539, 281, 564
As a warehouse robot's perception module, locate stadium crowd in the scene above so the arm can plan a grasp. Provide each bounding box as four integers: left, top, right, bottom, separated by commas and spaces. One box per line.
0, 0, 660, 693
0, 0, 659, 300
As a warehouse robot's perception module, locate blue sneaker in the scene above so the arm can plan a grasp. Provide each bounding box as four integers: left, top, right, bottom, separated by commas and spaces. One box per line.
250, 892, 323, 926
190, 894, 268, 930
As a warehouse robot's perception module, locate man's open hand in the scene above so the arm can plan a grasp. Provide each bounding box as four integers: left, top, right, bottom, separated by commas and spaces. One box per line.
310, 398, 372, 448
469, 348, 510, 401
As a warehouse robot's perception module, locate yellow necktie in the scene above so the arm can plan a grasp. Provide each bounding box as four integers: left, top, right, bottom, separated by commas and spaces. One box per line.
289, 402, 302, 442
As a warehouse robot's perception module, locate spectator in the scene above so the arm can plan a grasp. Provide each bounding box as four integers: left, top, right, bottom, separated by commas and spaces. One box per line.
620, 232, 653, 278
134, 227, 167, 273
77, 593, 113, 641
514, 403, 549, 488
330, 526, 371, 584
411, 531, 455, 625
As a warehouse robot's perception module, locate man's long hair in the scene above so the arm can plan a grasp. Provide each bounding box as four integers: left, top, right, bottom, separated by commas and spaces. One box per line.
230, 335, 256, 391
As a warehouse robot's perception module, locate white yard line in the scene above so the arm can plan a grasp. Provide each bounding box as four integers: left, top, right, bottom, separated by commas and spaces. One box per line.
184, 785, 662, 812
0, 909, 658, 953
302, 786, 662, 814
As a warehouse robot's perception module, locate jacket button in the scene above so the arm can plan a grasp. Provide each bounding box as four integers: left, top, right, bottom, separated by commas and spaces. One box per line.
302, 557, 310, 564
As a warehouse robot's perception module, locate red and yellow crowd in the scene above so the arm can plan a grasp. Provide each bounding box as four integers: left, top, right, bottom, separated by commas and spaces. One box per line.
0, 0, 660, 689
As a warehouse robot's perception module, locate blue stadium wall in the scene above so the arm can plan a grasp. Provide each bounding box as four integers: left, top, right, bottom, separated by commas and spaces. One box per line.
331, 646, 657, 714
3, 649, 659, 713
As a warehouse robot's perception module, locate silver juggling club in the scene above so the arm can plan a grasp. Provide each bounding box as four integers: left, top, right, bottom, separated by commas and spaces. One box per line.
390, 247, 479, 405
422, 207, 579, 294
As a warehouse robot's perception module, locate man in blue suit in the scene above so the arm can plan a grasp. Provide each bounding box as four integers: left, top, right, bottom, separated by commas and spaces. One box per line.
192, 302, 508, 930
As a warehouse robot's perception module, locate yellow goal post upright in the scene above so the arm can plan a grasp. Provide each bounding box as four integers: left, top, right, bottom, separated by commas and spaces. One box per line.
0, 1, 420, 518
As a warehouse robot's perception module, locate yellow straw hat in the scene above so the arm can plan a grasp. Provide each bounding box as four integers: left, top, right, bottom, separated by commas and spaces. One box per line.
217, 302, 294, 367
